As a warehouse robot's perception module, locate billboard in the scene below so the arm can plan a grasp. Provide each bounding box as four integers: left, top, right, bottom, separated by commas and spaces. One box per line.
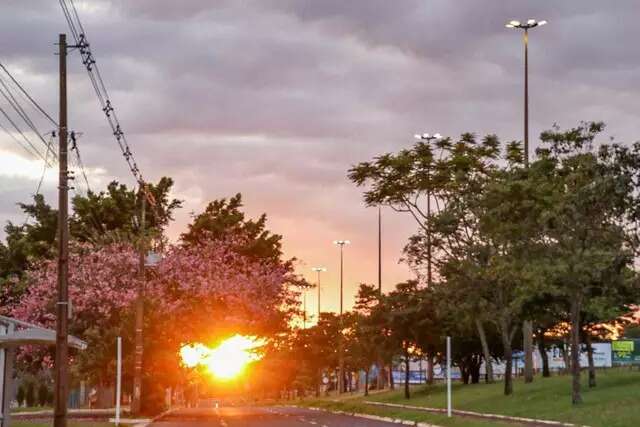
612, 339, 640, 365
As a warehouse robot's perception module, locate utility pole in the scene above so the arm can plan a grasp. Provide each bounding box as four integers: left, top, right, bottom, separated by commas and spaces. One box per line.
131, 190, 146, 415
54, 33, 70, 427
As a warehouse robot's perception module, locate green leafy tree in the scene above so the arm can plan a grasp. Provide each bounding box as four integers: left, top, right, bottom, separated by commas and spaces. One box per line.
181, 193, 282, 261
70, 177, 182, 243
533, 122, 640, 403
349, 133, 502, 385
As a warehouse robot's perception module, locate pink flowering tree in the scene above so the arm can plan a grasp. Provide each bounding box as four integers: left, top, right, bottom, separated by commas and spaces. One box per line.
11, 243, 140, 383
148, 233, 300, 344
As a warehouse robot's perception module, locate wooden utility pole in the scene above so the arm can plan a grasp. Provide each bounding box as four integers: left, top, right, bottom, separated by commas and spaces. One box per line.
131, 192, 146, 415
54, 33, 70, 427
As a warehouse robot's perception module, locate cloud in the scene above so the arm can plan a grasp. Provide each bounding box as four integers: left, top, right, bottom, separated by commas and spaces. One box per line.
2, 1, 640, 310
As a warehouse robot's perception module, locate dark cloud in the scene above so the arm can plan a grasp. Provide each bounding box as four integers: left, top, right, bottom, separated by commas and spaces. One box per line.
2, 1, 640, 309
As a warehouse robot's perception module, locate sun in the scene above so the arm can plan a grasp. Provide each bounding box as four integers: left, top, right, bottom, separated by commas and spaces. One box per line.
179, 335, 264, 380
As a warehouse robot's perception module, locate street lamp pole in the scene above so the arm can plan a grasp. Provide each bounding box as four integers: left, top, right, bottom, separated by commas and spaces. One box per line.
333, 240, 350, 393
505, 19, 547, 165
413, 133, 442, 288
312, 267, 327, 320
506, 18, 546, 386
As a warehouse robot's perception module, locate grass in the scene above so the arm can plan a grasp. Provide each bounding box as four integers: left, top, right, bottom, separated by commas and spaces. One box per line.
300, 368, 640, 427
298, 398, 520, 426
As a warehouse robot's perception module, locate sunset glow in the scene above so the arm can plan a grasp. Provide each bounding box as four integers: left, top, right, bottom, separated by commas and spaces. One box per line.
179, 335, 264, 380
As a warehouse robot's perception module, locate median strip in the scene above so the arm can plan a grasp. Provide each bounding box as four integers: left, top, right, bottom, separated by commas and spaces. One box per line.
364, 401, 590, 427
304, 406, 442, 427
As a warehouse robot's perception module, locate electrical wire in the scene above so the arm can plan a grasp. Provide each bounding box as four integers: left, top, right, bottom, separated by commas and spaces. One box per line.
0, 105, 48, 162
0, 62, 57, 126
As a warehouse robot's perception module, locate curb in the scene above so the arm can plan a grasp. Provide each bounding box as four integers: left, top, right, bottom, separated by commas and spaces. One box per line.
365, 401, 590, 427
303, 406, 442, 427
133, 407, 175, 427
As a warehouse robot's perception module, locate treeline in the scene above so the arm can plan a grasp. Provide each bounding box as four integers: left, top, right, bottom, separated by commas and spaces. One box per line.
1, 182, 297, 413
273, 122, 640, 405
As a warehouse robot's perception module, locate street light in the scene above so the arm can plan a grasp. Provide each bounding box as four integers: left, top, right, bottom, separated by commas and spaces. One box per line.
505, 18, 547, 165
413, 132, 442, 287
311, 267, 327, 320
333, 239, 350, 393
414, 133, 442, 141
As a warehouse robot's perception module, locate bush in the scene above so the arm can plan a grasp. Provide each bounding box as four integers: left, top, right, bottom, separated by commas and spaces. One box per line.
16, 385, 25, 407
25, 382, 36, 407
37, 383, 49, 407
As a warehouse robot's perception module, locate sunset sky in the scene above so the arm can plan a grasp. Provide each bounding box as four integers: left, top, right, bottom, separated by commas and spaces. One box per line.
2, 0, 640, 314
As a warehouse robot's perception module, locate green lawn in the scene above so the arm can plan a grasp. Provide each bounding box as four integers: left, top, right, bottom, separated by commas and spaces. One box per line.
299, 398, 518, 426
301, 368, 640, 427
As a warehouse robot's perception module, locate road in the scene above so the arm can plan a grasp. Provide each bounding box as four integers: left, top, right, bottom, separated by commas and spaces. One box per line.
153, 406, 403, 427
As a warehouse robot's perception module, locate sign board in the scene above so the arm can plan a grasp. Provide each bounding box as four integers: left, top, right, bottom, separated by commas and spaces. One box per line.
612, 339, 640, 365
534, 343, 612, 370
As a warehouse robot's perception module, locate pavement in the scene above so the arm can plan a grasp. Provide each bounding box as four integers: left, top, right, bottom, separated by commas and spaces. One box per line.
152, 406, 405, 427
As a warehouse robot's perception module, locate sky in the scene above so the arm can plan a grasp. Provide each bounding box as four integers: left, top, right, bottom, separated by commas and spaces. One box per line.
1, 1, 640, 316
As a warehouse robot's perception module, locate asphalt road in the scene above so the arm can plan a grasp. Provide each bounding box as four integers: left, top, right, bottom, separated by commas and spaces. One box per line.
153, 406, 403, 427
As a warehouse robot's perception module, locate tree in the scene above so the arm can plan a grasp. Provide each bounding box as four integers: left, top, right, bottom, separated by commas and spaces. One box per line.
25, 382, 35, 407
181, 193, 282, 261
16, 385, 25, 407
383, 281, 428, 399
350, 133, 502, 385
346, 312, 379, 396
37, 383, 49, 406
532, 123, 640, 404
11, 243, 140, 382
2, 194, 58, 274
70, 178, 182, 243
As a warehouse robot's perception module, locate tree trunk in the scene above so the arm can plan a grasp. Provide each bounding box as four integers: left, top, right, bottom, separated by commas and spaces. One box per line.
364, 368, 370, 396
461, 364, 470, 385
316, 369, 321, 397
404, 348, 411, 399
570, 296, 583, 404
500, 319, 513, 396
376, 356, 385, 389
389, 363, 395, 390
427, 354, 435, 385
471, 366, 481, 384
523, 320, 534, 383
585, 333, 596, 388
537, 329, 550, 377
475, 318, 494, 383
561, 341, 571, 374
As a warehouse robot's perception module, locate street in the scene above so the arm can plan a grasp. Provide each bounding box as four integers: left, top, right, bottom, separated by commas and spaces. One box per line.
153, 406, 402, 427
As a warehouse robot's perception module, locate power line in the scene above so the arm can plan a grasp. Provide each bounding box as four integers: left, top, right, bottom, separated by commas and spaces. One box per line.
0, 104, 49, 162
70, 131, 91, 194
0, 74, 56, 161
59, 0, 165, 229
0, 62, 58, 127
59, 0, 145, 186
